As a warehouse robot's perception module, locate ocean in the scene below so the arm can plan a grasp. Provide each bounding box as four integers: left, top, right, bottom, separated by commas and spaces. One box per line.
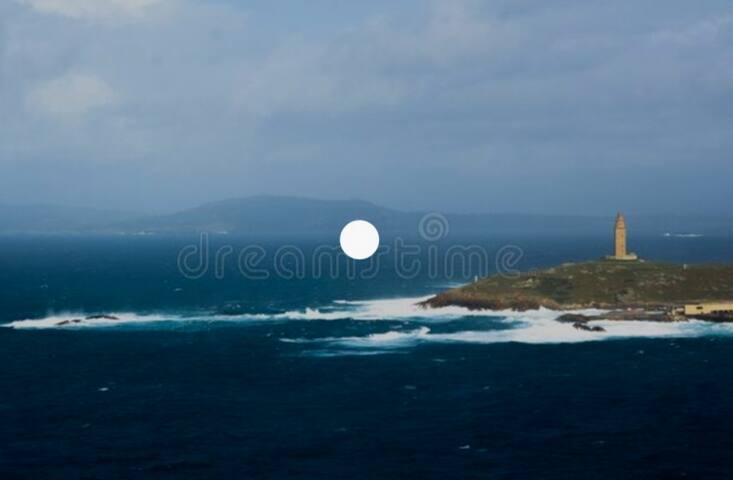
2, 233, 733, 479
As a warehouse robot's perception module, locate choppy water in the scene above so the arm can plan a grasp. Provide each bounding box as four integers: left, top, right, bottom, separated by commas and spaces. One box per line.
2, 234, 733, 478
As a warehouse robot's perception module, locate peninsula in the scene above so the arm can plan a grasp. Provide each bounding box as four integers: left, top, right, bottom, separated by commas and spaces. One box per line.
423, 213, 733, 324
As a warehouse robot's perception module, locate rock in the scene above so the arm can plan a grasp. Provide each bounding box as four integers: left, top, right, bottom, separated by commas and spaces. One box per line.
557, 313, 590, 323
85, 315, 120, 321
573, 322, 606, 333
56, 319, 83, 326
691, 313, 733, 323
55, 314, 119, 326
420, 294, 544, 311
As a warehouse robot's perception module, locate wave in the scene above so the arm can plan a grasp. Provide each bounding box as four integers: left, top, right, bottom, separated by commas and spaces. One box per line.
306, 326, 433, 347
663, 232, 704, 238
4, 312, 175, 329
269, 298, 733, 350
292, 317, 733, 352
6, 296, 733, 351
3, 296, 512, 329
275, 296, 599, 322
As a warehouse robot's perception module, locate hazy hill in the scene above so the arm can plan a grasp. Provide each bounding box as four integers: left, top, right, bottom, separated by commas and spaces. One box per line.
1, 196, 731, 237
0, 205, 138, 234
106, 196, 733, 237
108, 196, 414, 235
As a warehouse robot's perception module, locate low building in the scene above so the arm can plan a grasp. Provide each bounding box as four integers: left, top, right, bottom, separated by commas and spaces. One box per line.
684, 303, 733, 316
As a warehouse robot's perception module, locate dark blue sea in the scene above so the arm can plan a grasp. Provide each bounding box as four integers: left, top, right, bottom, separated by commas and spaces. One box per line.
2, 233, 733, 479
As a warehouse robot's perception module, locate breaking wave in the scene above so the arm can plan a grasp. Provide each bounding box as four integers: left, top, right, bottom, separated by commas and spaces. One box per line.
3, 296, 564, 329
4, 312, 176, 329
294, 317, 732, 352
6, 296, 733, 351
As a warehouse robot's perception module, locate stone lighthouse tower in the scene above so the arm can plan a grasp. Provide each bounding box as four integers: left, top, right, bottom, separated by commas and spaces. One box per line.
614, 213, 627, 258
608, 212, 638, 261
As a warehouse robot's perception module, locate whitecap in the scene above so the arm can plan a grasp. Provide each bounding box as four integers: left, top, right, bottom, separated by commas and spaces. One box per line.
4, 312, 175, 329
284, 312, 733, 351
7, 294, 733, 349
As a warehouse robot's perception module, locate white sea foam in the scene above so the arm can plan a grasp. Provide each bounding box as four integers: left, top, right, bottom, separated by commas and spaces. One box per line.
304, 318, 733, 349
4, 312, 174, 329
3, 295, 599, 329
274, 296, 600, 323
334, 326, 432, 347
7, 296, 733, 348
201, 296, 531, 323
430, 319, 729, 344
273, 297, 733, 348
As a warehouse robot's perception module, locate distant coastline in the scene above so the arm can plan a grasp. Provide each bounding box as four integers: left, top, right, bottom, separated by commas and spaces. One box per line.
2, 197, 733, 236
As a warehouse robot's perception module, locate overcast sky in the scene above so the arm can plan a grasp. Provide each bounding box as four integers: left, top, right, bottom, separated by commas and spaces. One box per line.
1, 0, 732, 215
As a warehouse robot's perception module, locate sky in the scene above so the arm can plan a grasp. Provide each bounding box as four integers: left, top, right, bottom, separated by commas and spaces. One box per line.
1, 0, 732, 216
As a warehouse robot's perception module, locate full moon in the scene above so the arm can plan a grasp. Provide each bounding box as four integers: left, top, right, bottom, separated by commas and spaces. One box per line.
339, 220, 380, 260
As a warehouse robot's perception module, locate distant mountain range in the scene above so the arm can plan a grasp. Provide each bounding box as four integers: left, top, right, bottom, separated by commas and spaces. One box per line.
0, 196, 731, 237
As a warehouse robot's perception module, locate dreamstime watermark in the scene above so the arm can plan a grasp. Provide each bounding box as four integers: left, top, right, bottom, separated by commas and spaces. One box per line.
177, 213, 524, 281
418, 212, 449, 241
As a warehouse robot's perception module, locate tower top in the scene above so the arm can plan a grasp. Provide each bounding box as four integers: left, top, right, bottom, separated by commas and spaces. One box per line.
615, 212, 626, 228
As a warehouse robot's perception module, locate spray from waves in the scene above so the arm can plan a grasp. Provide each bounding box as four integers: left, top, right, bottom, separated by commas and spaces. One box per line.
0, 296, 418, 329
3, 296, 551, 329
429, 318, 733, 344
285, 314, 733, 352
4, 312, 177, 329
274, 296, 582, 322
287, 326, 432, 346
7, 297, 733, 349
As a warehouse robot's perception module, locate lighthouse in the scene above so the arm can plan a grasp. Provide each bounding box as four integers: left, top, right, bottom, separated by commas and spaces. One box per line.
607, 213, 638, 261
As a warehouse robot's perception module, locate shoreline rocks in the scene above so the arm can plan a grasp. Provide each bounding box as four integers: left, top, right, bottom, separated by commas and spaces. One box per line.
572, 322, 606, 332
55, 314, 120, 326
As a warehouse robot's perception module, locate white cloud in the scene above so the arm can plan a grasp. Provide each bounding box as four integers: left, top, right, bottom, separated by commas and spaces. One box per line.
27, 72, 119, 121
18, 0, 166, 21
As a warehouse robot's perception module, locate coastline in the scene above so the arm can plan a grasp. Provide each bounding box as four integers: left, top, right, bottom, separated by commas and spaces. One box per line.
421, 260, 733, 328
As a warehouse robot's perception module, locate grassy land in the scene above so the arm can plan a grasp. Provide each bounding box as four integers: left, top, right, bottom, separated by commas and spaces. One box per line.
424, 261, 733, 311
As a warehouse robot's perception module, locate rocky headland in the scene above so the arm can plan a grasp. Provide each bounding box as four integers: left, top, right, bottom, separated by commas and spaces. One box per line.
422, 261, 733, 327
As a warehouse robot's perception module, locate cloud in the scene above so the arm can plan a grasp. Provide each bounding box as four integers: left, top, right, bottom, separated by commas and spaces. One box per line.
18, 0, 166, 21
27, 72, 119, 121
233, 1, 502, 117
3, 0, 733, 214
235, 44, 410, 116
366, 0, 520, 66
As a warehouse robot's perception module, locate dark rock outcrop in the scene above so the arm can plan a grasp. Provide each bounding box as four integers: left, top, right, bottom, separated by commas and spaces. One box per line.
55, 314, 120, 326
85, 315, 120, 321
572, 322, 606, 333
556, 313, 590, 324
55, 319, 83, 326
